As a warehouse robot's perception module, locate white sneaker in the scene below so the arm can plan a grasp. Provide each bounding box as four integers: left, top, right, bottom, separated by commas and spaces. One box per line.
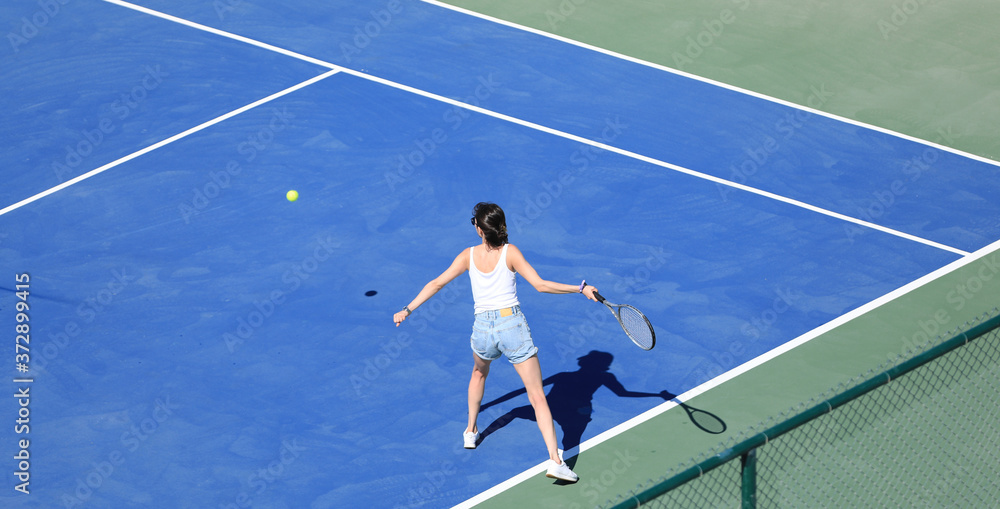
546, 459, 579, 482
463, 431, 479, 449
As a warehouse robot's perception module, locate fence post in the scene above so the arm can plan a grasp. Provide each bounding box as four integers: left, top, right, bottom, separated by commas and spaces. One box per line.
741, 448, 757, 509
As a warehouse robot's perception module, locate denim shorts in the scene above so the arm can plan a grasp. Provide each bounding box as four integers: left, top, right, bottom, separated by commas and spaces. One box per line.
470, 305, 538, 364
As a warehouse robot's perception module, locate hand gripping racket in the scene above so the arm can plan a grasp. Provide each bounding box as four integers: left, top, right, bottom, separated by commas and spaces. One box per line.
593, 291, 655, 350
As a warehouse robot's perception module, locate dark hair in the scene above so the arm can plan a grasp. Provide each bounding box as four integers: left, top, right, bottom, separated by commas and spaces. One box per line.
472, 202, 508, 247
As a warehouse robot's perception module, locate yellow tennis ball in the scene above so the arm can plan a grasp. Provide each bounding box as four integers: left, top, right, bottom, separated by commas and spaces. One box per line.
286, 190, 298, 202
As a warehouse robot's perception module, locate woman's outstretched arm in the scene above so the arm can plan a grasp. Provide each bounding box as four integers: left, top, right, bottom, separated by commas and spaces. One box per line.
394, 248, 470, 326
506, 244, 599, 301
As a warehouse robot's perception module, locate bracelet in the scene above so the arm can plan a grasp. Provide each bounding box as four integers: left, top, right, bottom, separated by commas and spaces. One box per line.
579, 280, 586, 293
403, 306, 411, 316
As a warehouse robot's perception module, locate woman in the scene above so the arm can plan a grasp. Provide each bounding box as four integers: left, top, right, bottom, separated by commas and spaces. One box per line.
393, 202, 598, 482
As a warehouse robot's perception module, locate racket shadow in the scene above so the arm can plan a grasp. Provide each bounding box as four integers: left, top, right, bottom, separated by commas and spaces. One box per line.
660, 391, 728, 435
477, 351, 725, 471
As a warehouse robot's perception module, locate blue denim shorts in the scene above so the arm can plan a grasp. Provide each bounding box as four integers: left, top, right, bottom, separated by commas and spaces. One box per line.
470, 305, 538, 364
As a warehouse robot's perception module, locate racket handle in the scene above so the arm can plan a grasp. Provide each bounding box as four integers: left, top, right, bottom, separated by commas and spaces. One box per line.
592, 290, 606, 303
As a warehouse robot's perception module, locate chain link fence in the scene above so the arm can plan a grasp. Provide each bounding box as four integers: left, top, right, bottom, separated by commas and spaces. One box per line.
604, 308, 1000, 509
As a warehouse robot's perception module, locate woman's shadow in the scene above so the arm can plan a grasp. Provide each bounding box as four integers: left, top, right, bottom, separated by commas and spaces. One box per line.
478, 350, 691, 468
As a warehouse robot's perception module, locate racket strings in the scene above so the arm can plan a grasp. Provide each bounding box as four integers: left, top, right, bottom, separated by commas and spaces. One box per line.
618, 305, 654, 349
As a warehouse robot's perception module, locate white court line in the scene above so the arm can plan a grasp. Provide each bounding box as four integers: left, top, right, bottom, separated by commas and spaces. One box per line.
103, 0, 340, 71
421, 0, 1000, 170
0, 70, 340, 218
453, 237, 1000, 508
344, 65, 972, 257
15, 0, 946, 257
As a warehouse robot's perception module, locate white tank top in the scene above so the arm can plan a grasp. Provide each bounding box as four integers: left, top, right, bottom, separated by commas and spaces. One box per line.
469, 244, 520, 314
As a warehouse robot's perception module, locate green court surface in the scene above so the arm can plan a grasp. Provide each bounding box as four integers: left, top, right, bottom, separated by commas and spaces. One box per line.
437, 1, 1000, 506
441, 0, 1000, 162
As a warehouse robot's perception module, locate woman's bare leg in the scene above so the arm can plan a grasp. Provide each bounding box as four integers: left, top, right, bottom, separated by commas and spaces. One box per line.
512, 355, 561, 463
467, 353, 491, 434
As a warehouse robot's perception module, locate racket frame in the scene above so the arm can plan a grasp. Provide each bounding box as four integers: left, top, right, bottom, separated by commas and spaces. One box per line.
594, 291, 656, 350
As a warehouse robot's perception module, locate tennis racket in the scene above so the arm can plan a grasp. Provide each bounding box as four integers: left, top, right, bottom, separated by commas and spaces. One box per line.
593, 291, 655, 350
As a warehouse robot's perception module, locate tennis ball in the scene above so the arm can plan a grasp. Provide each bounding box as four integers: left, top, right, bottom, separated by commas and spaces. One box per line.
286, 190, 298, 202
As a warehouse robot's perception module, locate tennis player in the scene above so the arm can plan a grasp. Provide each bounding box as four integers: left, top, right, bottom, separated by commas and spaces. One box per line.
393, 202, 598, 483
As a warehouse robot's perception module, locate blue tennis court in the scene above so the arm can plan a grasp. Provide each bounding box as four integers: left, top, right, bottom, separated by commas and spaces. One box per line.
3, 1, 998, 508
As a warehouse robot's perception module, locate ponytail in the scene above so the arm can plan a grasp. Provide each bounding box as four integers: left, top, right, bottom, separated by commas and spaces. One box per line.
472, 202, 509, 247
